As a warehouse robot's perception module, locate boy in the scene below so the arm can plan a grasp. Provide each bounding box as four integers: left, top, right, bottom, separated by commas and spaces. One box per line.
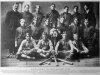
15, 19, 28, 53
16, 33, 37, 60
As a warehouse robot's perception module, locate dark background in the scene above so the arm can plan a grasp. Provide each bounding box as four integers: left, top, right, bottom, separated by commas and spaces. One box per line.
1, 2, 99, 50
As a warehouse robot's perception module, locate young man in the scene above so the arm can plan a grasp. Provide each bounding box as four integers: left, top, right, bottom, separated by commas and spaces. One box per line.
16, 33, 37, 60
30, 17, 43, 40
71, 33, 89, 59
72, 6, 81, 25
15, 19, 29, 53
57, 17, 66, 34
82, 4, 96, 28
82, 19, 96, 56
55, 32, 73, 59
69, 17, 79, 40
37, 32, 54, 58
32, 5, 44, 27
43, 19, 51, 36
60, 6, 71, 29
21, 4, 33, 27
46, 3, 59, 27
5, 3, 22, 56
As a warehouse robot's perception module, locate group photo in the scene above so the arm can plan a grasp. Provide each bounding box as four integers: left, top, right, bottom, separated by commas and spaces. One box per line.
1, 1, 99, 67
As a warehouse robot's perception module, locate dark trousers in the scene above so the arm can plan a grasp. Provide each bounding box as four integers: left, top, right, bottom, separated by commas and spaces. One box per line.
8, 30, 16, 54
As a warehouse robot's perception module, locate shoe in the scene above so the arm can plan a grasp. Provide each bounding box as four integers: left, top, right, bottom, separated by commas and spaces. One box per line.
16, 54, 21, 59
86, 55, 91, 58
75, 59, 80, 62
30, 57, 35, 60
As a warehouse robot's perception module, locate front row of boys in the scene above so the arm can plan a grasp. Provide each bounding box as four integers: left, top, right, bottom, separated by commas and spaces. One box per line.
16, 18, 89, 61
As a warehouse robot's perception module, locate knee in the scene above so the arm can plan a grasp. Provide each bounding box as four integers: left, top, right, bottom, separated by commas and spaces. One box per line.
51, 50, 55, 54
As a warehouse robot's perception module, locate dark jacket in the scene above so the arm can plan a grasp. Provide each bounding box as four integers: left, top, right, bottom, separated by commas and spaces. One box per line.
5, 10, 22, 31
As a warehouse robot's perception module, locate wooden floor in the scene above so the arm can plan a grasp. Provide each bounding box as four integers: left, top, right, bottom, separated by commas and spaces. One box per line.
1, 49, 100, 67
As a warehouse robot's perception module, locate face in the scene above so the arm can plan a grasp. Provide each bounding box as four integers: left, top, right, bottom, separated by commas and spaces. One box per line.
42, 34, 47, 40
13, 3, 18, 11
62, 34, 67, 40
33, 18, 37, 25
26, 34, 31, 41
64, 7, 68, 13
24, 5, 29, 12
50, 5, 55, 10
20, 19, 25, 27
53, 24, 56, 28
57, 29, 61, 33
45, 19, 49, 25
53, 31, 57, 37
74, 18, 78, 24
60, 18, 64, 23
73, 7, 78, 13
84, 19, 89, 26
73, 34, 78, 41
84, 5, 88, 11
35, 7, 40, 12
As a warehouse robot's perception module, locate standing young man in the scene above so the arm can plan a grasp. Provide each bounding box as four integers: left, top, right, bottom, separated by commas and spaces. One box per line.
46, 3, 59, 28
5, 3, 22, 56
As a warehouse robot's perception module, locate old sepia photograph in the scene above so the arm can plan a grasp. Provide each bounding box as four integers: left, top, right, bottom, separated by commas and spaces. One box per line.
1, 1, 99, 67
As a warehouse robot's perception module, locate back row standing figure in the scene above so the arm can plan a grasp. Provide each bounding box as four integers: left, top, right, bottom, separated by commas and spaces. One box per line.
82, 4, 96, 28
46, 3, 59, 28
21, 4, 33, 27
5, 3, 22, 57
32, 5, 44, 27
72, 6, 81, 26
60, 6, 71, 32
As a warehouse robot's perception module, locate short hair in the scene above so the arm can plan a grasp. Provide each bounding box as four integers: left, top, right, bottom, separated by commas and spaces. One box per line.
61, 31, 67, 36
24, 4, 30, 8
50, 3, 55, 7
73, 17, 78, 20
73, 6, 79, 9
26, 33, 31, 37
73, 33, 78, 36
84, 19, 88, 22
13, 2, 19, 6
20, 18, 25, 22
64, 6, 69, 9
42, 32, 48, 36
35, 5, 40, 9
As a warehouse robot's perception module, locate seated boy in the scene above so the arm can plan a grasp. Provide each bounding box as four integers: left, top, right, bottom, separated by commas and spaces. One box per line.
37, 32, 54, 58
55, 32, 73, 60
16, 33, 37, 60
71, 33, 89, 60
